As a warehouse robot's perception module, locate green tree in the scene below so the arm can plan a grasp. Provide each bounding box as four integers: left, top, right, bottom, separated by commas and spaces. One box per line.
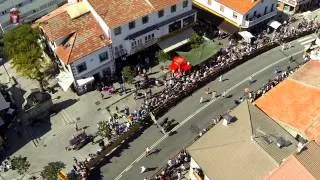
155, 50, 170, 64
97, 120, 111, 138
189, 32, 204, 49
121, 66, 136, 83
10, 155, 31, 175
3, 24, 51, 91
40, 161, 65, 180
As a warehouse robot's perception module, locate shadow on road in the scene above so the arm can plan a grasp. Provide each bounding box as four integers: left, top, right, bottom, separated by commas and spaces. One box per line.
50, 99, 78, 114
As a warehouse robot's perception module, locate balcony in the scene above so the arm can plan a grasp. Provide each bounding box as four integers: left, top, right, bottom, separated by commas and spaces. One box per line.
130, 38, 158, 54
242, 10, 278, 28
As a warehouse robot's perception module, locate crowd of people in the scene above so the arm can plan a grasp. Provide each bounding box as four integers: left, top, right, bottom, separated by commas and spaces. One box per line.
153, 150, 190, 180
81, 17, 319, 178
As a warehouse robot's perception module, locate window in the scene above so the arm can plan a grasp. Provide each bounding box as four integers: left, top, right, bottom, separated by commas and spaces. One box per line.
99, 51, 109, 62
77, 63, 87, 73
114, 27, 121, 35
129, 21, 135, 29
208, 0, 212, 5
264, 6, 268, 15
142, 16, 149, 24
158, 10, 164, 18
220, 5, 224, 12
271, 4, 274, 12
233, 12, 238, 19
171, 5, 176, 13
183, 0, 188, 8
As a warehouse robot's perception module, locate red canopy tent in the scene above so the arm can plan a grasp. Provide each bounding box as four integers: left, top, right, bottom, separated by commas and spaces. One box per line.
169, 56, 192, 74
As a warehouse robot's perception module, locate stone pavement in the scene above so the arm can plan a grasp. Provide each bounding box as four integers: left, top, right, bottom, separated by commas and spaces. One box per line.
0, 59, 169, 179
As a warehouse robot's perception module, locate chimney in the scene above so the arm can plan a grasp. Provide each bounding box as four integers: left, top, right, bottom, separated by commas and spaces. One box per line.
297, 142, 305, 153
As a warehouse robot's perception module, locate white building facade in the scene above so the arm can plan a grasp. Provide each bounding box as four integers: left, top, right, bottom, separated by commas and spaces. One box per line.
193, 0, 278, 29
0, 0, 67, 30
37, 0, 197, 94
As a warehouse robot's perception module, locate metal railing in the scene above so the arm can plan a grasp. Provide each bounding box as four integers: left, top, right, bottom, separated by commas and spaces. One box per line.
242, 11, 278, 28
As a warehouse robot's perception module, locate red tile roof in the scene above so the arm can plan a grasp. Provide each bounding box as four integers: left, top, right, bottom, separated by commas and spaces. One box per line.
218, 0, 261, 14
265, 141, 320, 180
256, 61, 320, 142
88, 0, 179, 28
265, 155, 315, 180
37, 6, 111, 64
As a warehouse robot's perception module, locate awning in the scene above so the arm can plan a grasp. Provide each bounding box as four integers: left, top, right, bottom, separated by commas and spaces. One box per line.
238, 31, 255, 43
158, 28, 194, 53
77, 76, 94, 87
268, 20, 282, 29
57, 71, 74, 92
218, 20, 239, 34
0, 92, 10, 111
177, 40, 217, 66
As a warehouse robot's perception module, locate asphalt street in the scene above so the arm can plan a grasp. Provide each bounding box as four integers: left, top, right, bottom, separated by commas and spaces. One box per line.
90, 34, 315, 180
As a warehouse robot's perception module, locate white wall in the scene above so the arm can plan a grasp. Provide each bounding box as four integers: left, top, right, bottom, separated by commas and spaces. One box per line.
194, 0, 277, 27
194, 0, 244, 25
244, 0, 277, 19
71, 46, 115, 79
108, 0, 192, 56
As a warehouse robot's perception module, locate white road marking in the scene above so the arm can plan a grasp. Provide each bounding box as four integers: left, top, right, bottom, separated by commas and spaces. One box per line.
300, 38, 315, 45
297, 36, 314, 42
113, 49, 304, 180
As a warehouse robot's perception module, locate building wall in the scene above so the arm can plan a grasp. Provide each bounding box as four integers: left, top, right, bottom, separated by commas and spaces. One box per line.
193, 0, 277, 28
193, 0, 244, 25
85, 0, 193, 58
70, 46, 115, 79
0, 0, 67, 29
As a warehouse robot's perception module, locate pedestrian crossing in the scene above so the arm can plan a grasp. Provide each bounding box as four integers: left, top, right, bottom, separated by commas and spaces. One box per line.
297, 35, 316, 49
61, 109, 75, 125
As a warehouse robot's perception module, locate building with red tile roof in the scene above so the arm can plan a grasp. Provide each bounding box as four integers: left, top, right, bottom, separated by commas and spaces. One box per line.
265, 141, 320, 180
193, 0, 278, 31
36, 0, 196, 93
256, 60, 320, 143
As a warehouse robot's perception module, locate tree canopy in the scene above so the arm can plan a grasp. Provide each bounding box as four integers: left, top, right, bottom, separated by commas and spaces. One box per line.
189, 32, 204, 49
3, 24, 50, 90
40, 161, 66, 180
10, 155, 31, 175
97, 120, 111, 138
121, 66, 136, 83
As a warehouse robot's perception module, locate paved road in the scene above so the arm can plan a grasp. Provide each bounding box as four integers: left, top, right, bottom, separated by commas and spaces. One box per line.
90, 34, 315, 180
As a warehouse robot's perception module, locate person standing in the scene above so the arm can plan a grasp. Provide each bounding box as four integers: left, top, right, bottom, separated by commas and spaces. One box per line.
199, 96, 204, 104
146, 147, 151, 156
219, 75, 223, 82
140, 166, 147, 173
211, 91, 216, 100
222, 91, 226, 98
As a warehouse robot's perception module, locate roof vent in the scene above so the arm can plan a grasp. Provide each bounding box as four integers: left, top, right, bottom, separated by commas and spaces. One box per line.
276, 136, 286, 148
100, 35, 105, 40
297, 142, 306, 153
222, 114, 233, 126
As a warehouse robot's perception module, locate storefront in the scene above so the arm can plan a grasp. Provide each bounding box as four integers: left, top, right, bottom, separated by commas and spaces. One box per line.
278, 0, 317, 13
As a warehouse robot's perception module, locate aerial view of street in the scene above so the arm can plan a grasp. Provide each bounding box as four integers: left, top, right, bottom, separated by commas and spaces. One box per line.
1, 0, 320, 180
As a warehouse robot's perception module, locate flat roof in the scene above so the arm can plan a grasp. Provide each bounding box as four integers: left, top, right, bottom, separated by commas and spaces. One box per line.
187, 101, 297, 180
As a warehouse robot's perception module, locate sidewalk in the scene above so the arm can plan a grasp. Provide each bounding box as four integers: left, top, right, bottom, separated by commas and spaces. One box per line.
0, 59, 169, 179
